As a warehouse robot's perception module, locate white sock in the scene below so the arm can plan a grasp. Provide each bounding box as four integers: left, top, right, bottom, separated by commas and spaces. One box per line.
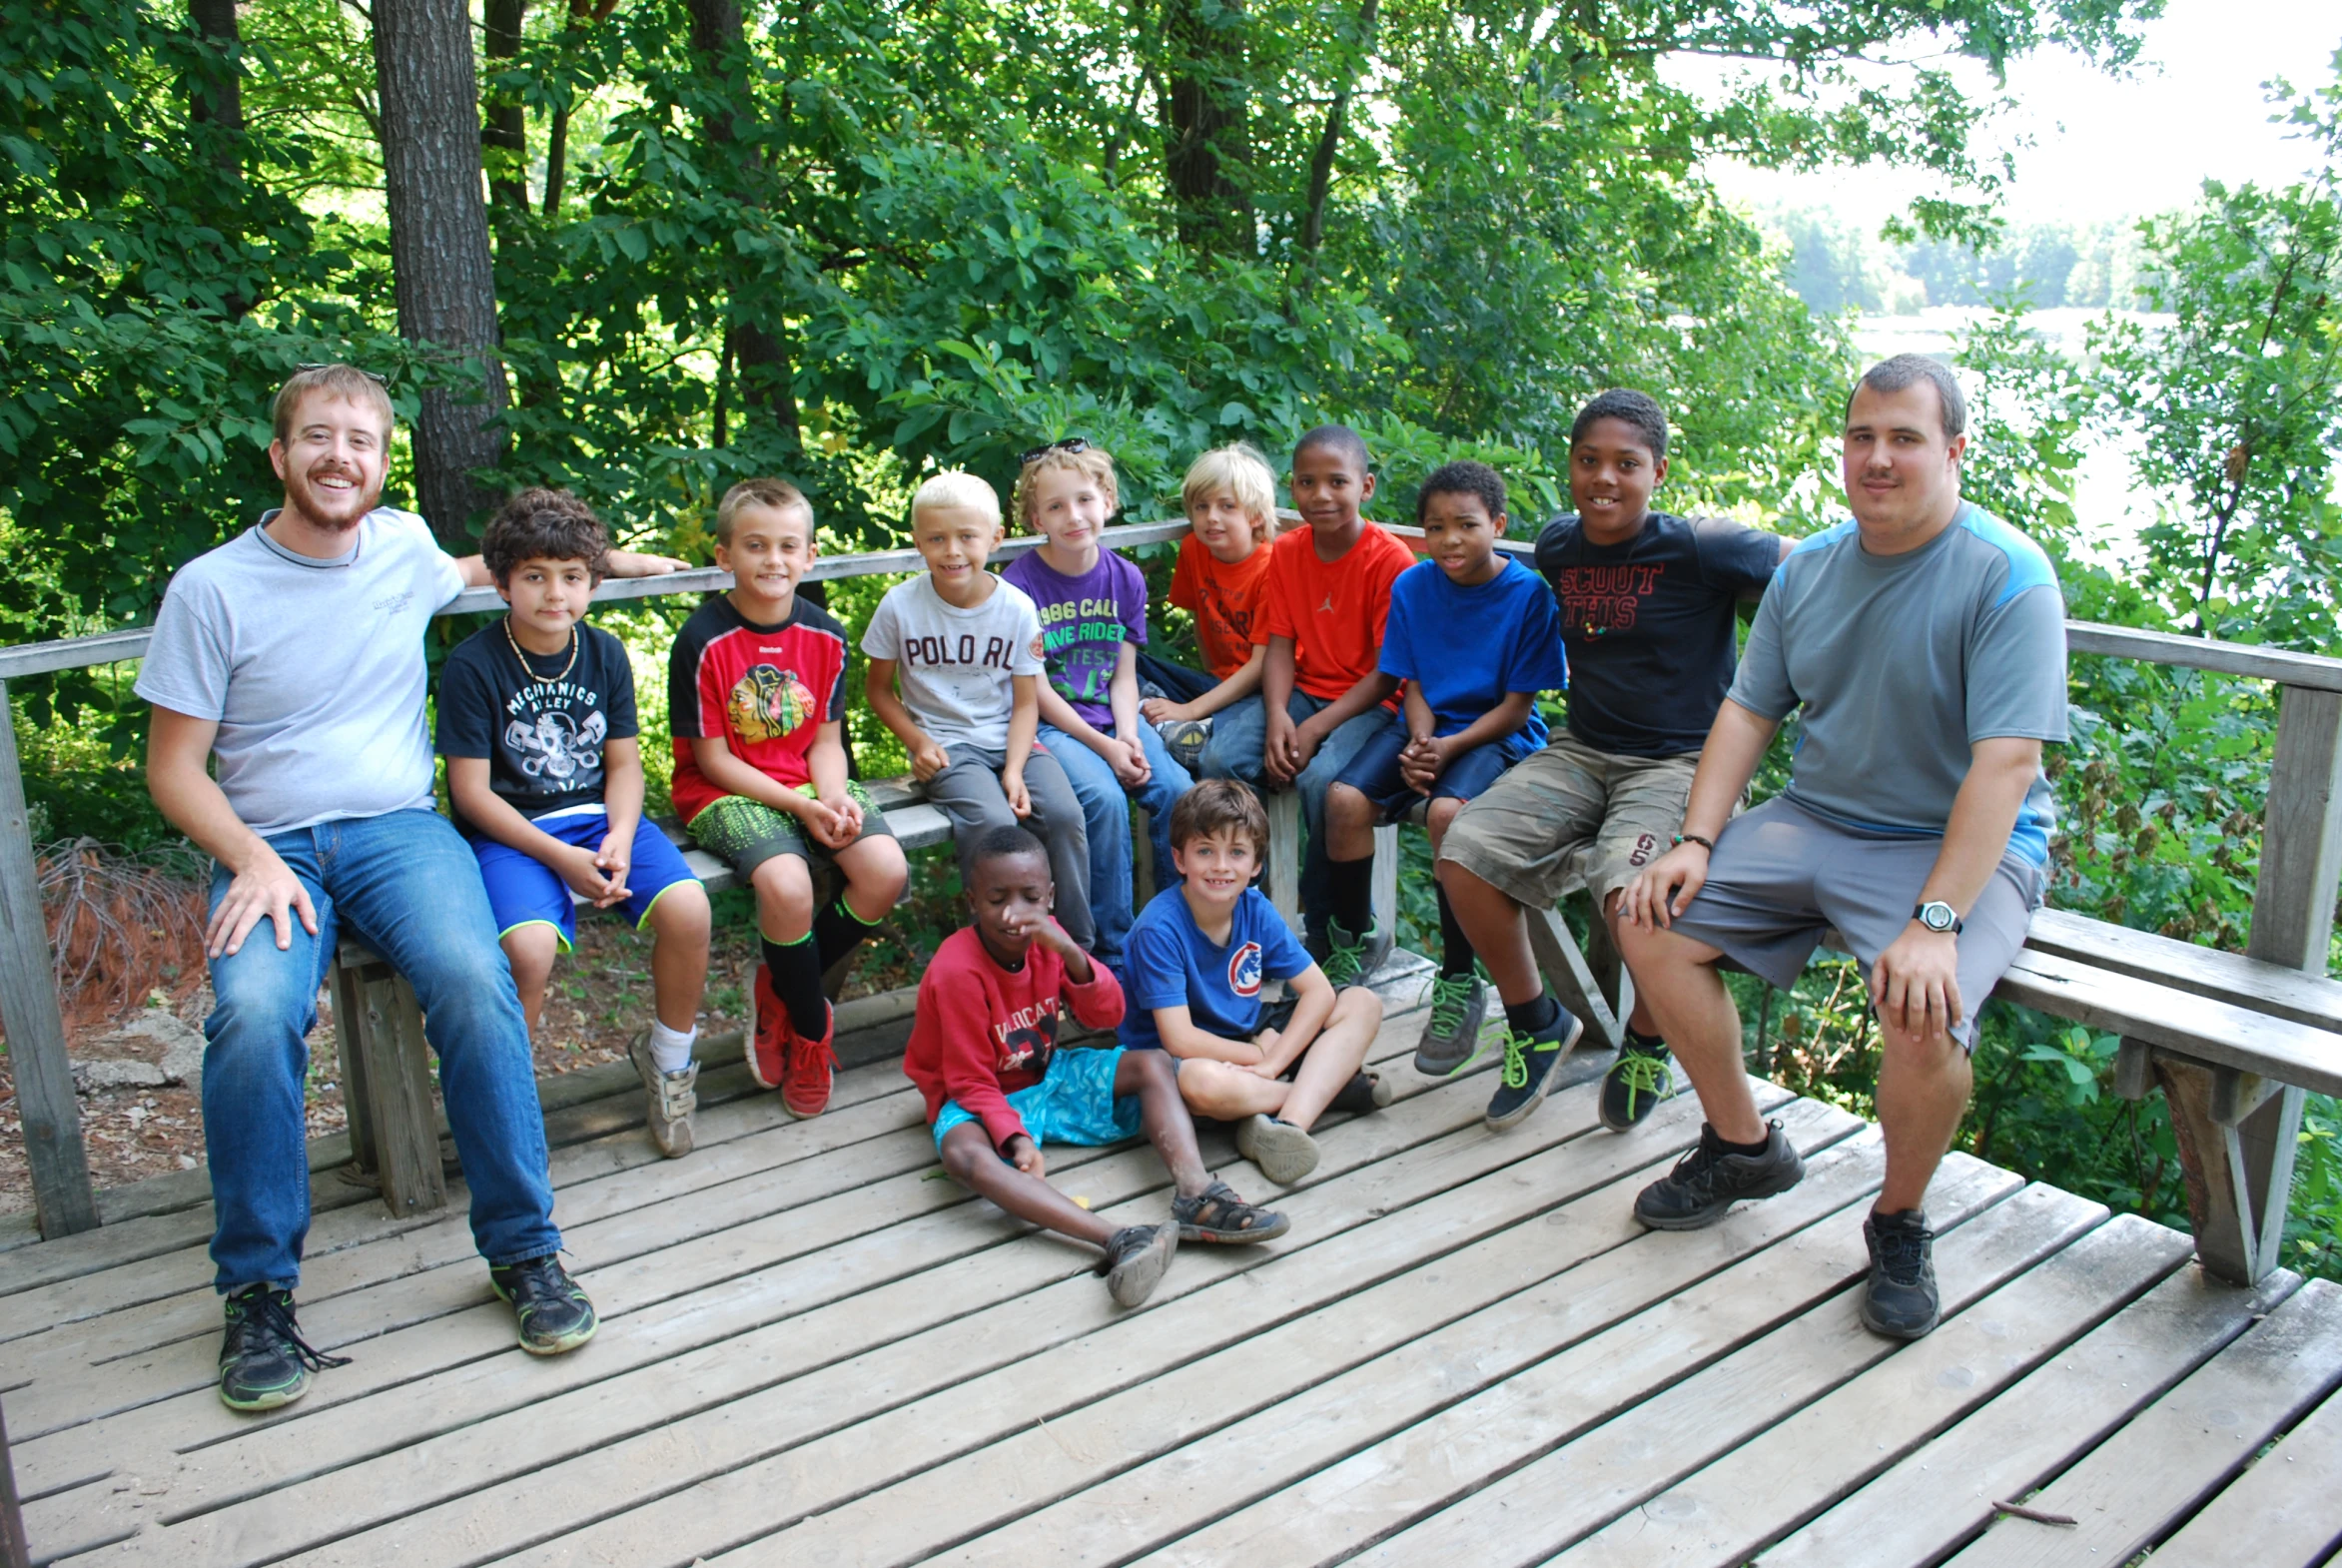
649, 1019, 698, 1075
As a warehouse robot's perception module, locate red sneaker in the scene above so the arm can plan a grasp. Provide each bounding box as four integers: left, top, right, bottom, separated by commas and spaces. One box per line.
745, 962, 788, 1090
782, 1001, 837, 1120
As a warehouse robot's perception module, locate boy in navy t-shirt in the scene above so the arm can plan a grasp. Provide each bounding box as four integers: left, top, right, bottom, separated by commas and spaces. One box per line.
1324, 462, 1567, 1114
1120, 781, 1386, 1186
439, 489, 713, 1160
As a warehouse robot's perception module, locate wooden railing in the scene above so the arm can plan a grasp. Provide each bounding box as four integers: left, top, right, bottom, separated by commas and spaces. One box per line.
4, 513, 2340, 1241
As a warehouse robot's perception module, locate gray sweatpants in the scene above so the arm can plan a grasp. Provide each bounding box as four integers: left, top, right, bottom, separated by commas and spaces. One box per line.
922, 744, 1096, 951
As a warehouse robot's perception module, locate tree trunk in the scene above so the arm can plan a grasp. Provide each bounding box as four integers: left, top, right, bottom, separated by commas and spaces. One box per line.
374, 0, 511, 547
187, 0, 244, 140
1161, 0, 1253, 257
686, 0, 799, 443
541, 0, 621, 217
483, 0, 528, 212
1296, 0, 1377, 263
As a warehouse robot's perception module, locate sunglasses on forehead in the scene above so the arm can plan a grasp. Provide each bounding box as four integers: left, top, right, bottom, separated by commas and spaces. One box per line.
1018, 436, 1090, 465
294, 363, 390, 385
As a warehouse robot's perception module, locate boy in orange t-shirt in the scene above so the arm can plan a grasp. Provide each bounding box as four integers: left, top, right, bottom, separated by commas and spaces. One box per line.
1195, 423, 1414, 955
1139, 443, 1280, 768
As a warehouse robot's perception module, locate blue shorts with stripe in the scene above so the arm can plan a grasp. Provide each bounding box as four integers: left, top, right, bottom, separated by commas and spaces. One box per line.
472, 810, 700, 950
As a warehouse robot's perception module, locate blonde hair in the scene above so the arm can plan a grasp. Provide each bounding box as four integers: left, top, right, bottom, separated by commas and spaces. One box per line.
270, 365, 393, 445
911, 469, 1002, 526
1181, 442, 1279, 543
713, 477, 813, 548
1014, 444, 1120, 531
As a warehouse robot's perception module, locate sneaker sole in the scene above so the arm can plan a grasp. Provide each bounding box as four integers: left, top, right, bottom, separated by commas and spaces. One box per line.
1484, 1012, 1586, 1132
1106, 1225, 1178, 1307
515, 1317, 599, 1356
1237, 1114, 1320, 1185
1632, 1158, 1806, 1231
219, 1371, 310, 1412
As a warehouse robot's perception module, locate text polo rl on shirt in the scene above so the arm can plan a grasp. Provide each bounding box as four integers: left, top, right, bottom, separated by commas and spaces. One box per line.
897, 631, 1031, 670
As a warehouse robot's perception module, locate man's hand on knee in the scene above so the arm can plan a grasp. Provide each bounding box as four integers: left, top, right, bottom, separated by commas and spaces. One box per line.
1870, 926, 1963, 1042
210, 845, 319, 958
1623, 842, 1709, 931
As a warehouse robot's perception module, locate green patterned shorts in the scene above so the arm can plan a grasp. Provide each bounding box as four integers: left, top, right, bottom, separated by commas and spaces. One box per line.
685, 779, 895, 879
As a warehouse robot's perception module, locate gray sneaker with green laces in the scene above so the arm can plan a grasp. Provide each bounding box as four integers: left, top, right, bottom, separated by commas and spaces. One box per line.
1413, 973, 1488, 1076
1320, 918, 1392, 991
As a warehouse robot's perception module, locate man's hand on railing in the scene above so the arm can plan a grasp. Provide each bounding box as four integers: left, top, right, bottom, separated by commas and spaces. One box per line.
605, 548, 692, 577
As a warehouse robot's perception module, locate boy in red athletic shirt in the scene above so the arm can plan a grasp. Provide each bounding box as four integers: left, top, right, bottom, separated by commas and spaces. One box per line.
670, 478, 909, 1119
907, 825, 1290, 1307
1139, 442, 1280, 767
1196, 424, 1414, 964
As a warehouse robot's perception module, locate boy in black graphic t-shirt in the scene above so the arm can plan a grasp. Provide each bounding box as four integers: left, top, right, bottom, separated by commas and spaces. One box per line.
438, 490, 713, 1159
1434, 391, 1788, 1134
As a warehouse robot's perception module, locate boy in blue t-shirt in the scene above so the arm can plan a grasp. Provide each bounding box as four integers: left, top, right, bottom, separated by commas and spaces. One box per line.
1121, 781, 1386, 1186
1324, 462, 1568, 1099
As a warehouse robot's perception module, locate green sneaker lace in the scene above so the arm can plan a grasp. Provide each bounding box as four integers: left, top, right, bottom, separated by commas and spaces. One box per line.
1322, 931, 1368, 989
1499, 1028, 1533, 1090
1426, 974, 1477, 1036
1610, 1051, 1675, 1118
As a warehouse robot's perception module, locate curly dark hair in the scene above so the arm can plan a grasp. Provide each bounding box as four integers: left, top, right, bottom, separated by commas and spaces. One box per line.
1416, 460, 1509, 529
1569, 389, 1670, 459
481, 488, 611, 585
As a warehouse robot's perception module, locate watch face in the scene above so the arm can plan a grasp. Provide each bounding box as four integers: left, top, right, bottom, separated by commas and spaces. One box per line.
1920, 902, 1955, 932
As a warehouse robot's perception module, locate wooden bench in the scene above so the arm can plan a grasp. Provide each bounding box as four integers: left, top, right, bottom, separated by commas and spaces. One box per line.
329, 776, 1393, 1216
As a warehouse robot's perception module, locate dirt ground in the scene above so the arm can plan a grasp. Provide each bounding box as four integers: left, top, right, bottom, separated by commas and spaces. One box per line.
0, 897, 943, 1219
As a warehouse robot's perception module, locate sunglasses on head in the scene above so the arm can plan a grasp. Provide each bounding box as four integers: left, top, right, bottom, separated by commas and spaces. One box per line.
1019, 436, 1090, 465
294, 363, 390, 385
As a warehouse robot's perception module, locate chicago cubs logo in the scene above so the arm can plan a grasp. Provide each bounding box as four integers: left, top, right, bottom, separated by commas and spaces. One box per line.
1227, 940, 1263, 998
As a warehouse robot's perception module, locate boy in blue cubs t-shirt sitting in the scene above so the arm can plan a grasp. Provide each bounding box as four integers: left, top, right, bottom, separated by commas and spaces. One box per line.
1121, 781, 1387, 1186
1324, 461, 1569, 1119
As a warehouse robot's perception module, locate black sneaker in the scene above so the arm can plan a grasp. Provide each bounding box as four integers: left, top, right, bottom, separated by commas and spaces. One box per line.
1632, 1121, 1805, 1230
489, 1254, 599, 1355
1096, 1223, 1178, 1306
1483, 1006, 1585, 1131
1598, 1035, 1676, 1132
218, 1283, 350, 1412
1320, 917, 1392, 990
1860, 1208, 1941, 1339
1414, 973, 1488, 1077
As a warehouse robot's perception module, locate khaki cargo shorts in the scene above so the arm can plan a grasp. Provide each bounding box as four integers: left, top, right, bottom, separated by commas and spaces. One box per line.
1436, 733, 1698, 913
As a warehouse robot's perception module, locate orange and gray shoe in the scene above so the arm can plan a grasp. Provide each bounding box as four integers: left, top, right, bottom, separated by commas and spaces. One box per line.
782, 999, 837, 1120
745, 961, 788, 1090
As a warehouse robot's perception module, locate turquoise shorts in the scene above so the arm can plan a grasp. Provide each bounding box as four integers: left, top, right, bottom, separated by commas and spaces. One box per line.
932, 1046, 1144, 1151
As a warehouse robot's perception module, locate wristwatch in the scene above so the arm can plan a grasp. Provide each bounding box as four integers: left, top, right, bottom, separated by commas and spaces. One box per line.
1915, 900, 1963, 935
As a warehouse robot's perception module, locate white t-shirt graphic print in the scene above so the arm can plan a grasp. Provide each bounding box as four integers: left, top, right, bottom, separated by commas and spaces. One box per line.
860, 573, 1047, 755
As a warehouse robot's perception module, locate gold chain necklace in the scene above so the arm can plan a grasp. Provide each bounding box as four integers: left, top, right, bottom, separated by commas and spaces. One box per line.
503, 617, 579, 684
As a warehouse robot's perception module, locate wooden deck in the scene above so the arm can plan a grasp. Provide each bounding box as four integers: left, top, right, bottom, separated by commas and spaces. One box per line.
3, 966, 2338, 1568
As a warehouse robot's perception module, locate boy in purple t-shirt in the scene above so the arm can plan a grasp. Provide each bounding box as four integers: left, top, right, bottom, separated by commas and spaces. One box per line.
1003, 442, 1192, 968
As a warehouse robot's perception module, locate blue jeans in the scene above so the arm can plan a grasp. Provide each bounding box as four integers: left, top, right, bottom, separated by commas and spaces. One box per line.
1040, 723, 1193, 967
203, 809, 560, 1293
1196, 691, 1389, 939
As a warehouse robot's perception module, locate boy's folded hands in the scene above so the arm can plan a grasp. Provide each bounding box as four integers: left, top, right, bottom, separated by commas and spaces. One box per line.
557, 842, 629, 908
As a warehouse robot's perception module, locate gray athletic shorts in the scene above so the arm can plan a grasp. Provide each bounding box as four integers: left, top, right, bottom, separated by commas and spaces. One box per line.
1665, 796, 2046, 1050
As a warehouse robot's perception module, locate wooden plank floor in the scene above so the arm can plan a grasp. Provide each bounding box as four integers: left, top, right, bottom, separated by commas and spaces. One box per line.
4, 962, 2338, 1568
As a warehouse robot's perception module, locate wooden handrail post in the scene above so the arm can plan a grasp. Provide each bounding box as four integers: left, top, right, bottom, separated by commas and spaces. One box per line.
0, 1394, 27, 1568
0, 684, 99, 1238
2248, 684, 2342, 973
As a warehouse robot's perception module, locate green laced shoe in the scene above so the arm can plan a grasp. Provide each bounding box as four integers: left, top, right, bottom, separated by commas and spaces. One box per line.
1598, 1037, 1677, 1132
1320, 918, 1391, 991
1413, 973, 1487, 1077
1484, 1005, 1584, 1131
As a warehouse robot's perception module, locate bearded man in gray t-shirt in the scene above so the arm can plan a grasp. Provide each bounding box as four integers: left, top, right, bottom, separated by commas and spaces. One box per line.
136, 366, 683, 1410
1618, 355, 2068, 1343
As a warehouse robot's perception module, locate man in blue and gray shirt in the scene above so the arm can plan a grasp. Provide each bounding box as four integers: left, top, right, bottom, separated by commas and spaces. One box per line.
1619, 354, 2068, 1341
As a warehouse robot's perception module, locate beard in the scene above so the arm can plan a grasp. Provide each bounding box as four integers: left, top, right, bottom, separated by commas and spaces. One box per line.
285, 462, 380, 531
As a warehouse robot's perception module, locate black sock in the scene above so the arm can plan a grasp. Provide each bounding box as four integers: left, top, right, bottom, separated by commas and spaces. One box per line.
762, 933, 829, 1039
1503, 991, 1559, 1036
1625, 1027, 1667, 1053
1706, 1123, 1773, 1158
1326, 856, 1374, 939
814, 897, 879, 974
1436, 884, 1475, 979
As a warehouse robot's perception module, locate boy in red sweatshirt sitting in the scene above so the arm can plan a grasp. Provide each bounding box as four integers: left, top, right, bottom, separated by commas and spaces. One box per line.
905, 824, 1291, 1307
